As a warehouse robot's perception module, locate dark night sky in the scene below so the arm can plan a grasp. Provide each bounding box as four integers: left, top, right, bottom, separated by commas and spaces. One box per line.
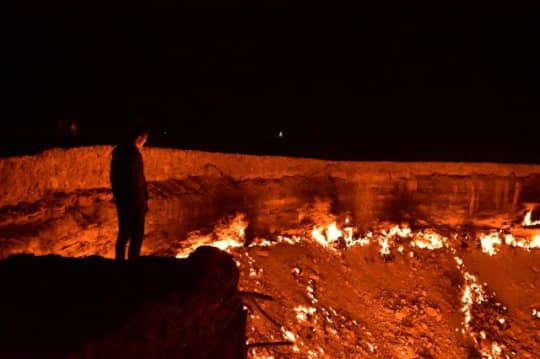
3, 2, 540, 161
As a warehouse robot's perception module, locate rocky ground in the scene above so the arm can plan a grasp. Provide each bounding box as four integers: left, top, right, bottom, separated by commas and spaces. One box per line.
233, 231, 540, 358
161, 204, 539, 359
1, 147, 540, 358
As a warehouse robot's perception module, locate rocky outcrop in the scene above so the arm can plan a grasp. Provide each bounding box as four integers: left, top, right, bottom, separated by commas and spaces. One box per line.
0, 246, 246, 359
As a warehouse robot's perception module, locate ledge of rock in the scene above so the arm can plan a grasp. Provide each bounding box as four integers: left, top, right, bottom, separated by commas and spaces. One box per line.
0, 246, 246, 359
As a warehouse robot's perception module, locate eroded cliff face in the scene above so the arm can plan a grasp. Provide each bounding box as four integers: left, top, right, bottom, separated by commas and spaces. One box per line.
0, 147, 539, 258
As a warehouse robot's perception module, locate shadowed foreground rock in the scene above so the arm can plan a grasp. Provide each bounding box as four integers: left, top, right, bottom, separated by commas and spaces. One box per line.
0, 246, 246, 359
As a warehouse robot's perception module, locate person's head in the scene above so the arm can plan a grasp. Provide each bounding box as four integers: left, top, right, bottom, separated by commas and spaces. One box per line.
134, 132, 148, 149
126, 125, 149, 149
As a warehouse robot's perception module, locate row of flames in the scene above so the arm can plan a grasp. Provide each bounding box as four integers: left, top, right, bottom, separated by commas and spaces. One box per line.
177, 211, 540, 260
175, 209, 540, 358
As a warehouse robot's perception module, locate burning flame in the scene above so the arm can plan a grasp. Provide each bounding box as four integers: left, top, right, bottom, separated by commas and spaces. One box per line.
175, 213, 247, 258
311, 226, 329, 247
411, 231, 447, 249
378, 236, 390, 256
326, 223, 342, 242
522, 210, 540, 227
174, 214, 540, 266
480, 232, 502, 256
311, 222, 343, 248
503, 233, 540, 251
175, 212, 540, 263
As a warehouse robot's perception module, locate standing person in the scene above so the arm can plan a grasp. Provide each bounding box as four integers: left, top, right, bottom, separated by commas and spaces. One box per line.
110, 125, 149, 260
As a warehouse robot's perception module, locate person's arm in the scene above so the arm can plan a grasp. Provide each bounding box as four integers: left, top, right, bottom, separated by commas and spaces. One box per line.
127, 152, 148, 214
144, 178, 148, 201
143, 178, 149, 213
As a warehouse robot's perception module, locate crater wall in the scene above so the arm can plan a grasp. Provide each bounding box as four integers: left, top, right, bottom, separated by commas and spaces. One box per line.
1, 147, 539, 258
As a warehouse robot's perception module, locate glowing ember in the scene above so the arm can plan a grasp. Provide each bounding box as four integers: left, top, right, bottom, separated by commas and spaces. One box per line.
367, 342, 377, 353
294, 305, 317, 322
306, 283, 318, 304
483, 342, 503, 359
252, 238, 273, 247
277, 235, 301, 245
522, 210, 540, 227
382, 225, 412, 238
344, 232, 371, 248
533, 309, 540, 319
280, 326, 296, 342
461, 271, 487, 330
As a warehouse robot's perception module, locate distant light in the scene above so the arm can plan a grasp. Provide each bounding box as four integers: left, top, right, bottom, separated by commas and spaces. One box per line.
163, 131, 168, 135
278, 131, 284, 138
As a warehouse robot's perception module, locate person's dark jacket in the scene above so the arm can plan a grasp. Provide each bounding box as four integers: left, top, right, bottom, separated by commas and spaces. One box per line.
110, 144, 148, 216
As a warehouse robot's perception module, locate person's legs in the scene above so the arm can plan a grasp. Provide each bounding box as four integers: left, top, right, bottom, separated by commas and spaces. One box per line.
127, 213, 145, 260
115, 208, 130, 261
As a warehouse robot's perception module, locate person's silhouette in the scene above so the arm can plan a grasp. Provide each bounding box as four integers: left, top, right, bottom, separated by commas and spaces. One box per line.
110, 126, 149, 260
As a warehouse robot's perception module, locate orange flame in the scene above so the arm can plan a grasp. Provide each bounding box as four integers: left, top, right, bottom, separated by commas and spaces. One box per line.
522, 210, 540, 227
175, 211, 540, 263
480, 232, 502, 256
503, 233, 540, 251
175, 213, 247, 258
411, 231, 447, 249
